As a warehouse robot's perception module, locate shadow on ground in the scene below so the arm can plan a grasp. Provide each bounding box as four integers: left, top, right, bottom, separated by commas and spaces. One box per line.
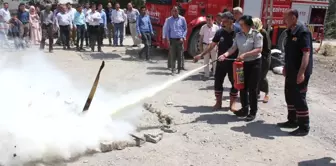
176, 105, 215, 114
175, 105, 232, 114
78, 52, 121, 60
146, 71, 172, 76
147, 66, 169, 70
125, 48, 140, 56
182, 73, 205, 81
52, 47, 76, 51
230, 120, 288, 140
198, 85, 231, 91
193, 113, 242, 124
298, 157, 336, 166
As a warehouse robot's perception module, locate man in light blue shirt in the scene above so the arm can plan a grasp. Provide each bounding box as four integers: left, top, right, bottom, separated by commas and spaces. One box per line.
136, 6, 153, 60
74, 4, 86, 51
98, 4, 107, 45
164, 6, 187, 75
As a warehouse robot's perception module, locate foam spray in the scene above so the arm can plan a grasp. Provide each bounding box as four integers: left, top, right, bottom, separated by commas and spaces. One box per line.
0, 47, 211, 165
0, 51, 138, 166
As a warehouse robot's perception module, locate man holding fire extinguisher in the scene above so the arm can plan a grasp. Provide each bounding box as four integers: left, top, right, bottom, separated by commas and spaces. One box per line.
277, 9, 313, 136
219, 15, 263, 122
194, 12, 239, 112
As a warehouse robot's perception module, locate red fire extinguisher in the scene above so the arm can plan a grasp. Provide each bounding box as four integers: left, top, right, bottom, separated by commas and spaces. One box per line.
233, 61, 244, 90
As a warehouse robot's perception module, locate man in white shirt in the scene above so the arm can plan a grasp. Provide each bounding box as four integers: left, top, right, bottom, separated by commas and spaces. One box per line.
111, 2, 127, 46
55, 4, 73, 49
54, 3, 62, 46
126, 2, 140, 46
0, 2, 10, 22
0, 2, 10, 47
105, 3, 114, 46
87, 3, 102, 52
66, 2, 77, 46
84, 2, 91, 47
199, 14, 220, 79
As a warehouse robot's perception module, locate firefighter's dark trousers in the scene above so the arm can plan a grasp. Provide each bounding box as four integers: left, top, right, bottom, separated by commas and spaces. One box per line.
214, 60, 238, 99
285, 75, 310, 130
240, 58, 261, 115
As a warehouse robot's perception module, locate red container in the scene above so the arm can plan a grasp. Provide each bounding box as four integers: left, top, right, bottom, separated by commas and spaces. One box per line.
233, 61, 244, 90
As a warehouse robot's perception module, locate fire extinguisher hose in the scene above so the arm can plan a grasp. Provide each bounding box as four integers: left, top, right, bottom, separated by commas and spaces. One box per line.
208, 58, 237, 65
201, 55, 286, 66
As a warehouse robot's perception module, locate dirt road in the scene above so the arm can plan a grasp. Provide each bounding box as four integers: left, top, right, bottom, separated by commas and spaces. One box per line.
45, 38, 336, 166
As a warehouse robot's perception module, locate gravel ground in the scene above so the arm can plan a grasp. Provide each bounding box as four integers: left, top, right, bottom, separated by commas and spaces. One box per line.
15, 37, 336, 166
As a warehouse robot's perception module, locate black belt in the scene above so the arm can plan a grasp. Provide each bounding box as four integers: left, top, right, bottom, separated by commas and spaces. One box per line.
129, 21, 136, 23
60, 25, 69, 27
89, 25, 99, 27
43, 23, 52, 26
202, 42, 210, 45
170, 38, 182, 40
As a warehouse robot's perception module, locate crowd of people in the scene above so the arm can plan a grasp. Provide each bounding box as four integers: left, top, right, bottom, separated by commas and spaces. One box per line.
0, 1, 152, 55
0, 2, 314, 137
192, 7, 313, 136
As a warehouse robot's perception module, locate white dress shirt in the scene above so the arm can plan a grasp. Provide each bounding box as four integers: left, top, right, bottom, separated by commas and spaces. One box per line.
85, 9, 92, 22
56, 12, 73, 29
67, 8, 76, 20
199, 23, 220, 44
111, 9, 127, 24
87, 11, 101, 26
0, 8, 10, 22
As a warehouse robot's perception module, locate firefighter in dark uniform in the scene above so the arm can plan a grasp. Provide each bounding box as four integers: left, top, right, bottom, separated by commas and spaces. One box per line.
194, 12, 239, 111
277, 9, 313, 136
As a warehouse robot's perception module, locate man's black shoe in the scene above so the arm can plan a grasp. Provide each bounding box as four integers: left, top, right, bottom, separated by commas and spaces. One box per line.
277, 121, 298, 128
245, 114, 256, 122
234, 109, 248, 117
289, 128, 309, 136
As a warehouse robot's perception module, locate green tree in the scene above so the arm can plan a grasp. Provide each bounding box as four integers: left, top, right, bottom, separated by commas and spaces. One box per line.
325, 0, 336, 38
131, 0, 145, 9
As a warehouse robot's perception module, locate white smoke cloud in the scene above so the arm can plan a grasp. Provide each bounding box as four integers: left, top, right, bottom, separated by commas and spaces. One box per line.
0, 50, 141, 166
